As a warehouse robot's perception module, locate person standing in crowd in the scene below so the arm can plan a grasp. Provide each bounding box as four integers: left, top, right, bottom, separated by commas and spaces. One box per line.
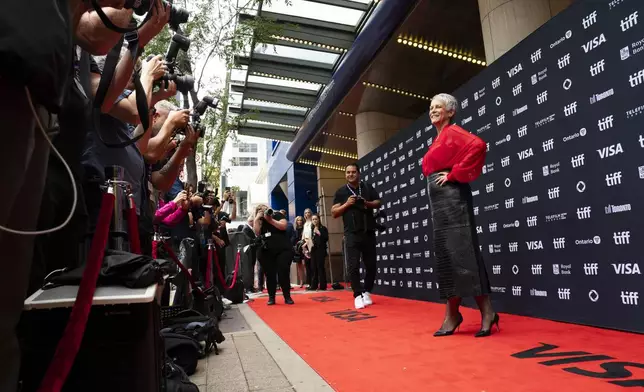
309, 214, 329, 291
421, 93, 498, 338
291, 216, 306, 287
302, 208, 314, 289
331, 164, 381, 310
253, 205, 294, 305
242, 216, 259, 292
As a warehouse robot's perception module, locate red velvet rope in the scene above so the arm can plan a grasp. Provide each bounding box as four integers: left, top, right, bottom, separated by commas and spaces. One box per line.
151, 239, 158, 259
205, 245, 213, 289
213, 247, 241, 290
37, 193, 116, 392
160, 241, 204, 296
127, 195, 141, 255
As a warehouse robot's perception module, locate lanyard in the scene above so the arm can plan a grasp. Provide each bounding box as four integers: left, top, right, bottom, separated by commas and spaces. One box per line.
346, 182, 362, 197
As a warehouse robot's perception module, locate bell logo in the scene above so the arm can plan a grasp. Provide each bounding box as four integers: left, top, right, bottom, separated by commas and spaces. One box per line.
509, 242, 518, 252
620, 11, 638, 31
558, 288, 572, 300
563, 102, 578, 116
620, 291, 639, 305
582, 10, 597, 29
558, 53, 571, 69
526, 240, 543, 250
512, 286, 522, 296
597, 143, 623, 159
507, 63, 523, 78
629, 69, 644, 87
582, 33, 607, 53
553, 237, 566, 249
571, 154, 585, 168
576, 206, 591, 219
536, 90, 548, 104
612, 263, 641, 274
605, 171, 622, 187
493, 265, 501, 274
590, 59, 605, 76
518, 148, 534, 160
526, 216, 538, 227
583, 263, 599, 275
598, 115, 614, 131
613, 231, 631, 245
531, 264, 543, 275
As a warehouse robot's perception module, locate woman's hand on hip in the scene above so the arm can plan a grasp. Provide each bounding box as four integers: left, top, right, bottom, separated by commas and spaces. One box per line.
435, 171, 449, 186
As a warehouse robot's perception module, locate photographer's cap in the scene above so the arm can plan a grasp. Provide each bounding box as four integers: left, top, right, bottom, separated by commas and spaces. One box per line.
218, 212, 232, 223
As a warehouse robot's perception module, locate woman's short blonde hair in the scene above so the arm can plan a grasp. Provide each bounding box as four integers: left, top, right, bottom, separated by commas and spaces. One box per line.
431, 93, 459, 113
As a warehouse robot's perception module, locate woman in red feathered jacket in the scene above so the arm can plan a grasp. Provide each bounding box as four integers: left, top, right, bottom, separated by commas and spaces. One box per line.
421, 93, 499, 338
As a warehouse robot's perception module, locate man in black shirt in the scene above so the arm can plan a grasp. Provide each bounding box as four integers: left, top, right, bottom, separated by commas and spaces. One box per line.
332, 163, 381, 310
253, 205, 294, 305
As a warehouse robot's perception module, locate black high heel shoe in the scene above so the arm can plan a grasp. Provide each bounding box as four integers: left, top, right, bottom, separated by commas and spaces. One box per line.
475, 313, 500, 337
433, 313, 464, 337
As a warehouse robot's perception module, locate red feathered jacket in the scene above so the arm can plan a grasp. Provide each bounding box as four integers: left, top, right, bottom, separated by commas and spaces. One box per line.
421, 123, 486, 183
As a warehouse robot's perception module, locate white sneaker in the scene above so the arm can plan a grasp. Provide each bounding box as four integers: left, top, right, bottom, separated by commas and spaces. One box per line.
362, 292, 373, 306
354, 296, 365, 309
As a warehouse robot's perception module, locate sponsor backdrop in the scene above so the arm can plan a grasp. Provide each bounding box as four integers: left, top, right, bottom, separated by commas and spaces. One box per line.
359, 0, 644, 333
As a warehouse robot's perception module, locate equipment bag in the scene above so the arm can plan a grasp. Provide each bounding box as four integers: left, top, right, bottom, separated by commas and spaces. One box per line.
161, 311, 225, 355
163, 355, 200, 392
161, 332, 202, 376
224, 275, 245, 304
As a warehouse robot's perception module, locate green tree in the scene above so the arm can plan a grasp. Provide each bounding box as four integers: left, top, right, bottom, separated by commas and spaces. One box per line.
144, 0, 287, 190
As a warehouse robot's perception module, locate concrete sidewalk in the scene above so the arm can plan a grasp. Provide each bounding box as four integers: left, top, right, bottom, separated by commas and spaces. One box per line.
190, 295, 334, 392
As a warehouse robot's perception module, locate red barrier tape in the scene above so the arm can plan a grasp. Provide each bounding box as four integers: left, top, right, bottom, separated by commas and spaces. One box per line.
127, 195, 141, 255
160, 241, 204, 296
151, 239, 158, 259
37, 193, 115, 392
213, 248, 241, 290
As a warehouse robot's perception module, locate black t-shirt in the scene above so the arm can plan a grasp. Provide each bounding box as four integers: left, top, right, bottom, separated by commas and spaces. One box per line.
259, 211, 291, 254
333, 182, 379, 235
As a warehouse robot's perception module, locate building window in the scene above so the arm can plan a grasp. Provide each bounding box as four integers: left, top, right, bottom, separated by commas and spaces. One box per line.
230, 157, 258, 166
233, 142, 258, 153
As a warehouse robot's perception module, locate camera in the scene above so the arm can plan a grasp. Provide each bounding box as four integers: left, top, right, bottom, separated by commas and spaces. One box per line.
245, 233, 269, 252
189, 95, 218, 138
374, 210, 387, 234
124, 0, 189, 31
265, 208, 274, 217
149, 33, 194, 94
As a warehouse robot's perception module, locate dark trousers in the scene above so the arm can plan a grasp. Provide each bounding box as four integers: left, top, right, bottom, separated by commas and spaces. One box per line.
258, 262, 265, 290
345, 232, 377, 298
310, 251, 327, 290
259, 249, 292, 298
305, 259, 312, 286
0, 84, 50, 392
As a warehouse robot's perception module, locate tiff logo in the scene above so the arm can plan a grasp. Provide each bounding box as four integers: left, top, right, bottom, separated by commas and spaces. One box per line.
527, 216, 538, 227
577, 206, 591, 219
548, 187, 560, 199
501, 156, 510, 167
486, 183, 494, 193
474, 206, 479, 215
558, 288, 571, 300
598, 115, 614, 131
621, 291, 639, 305
478, 105, 486, 116
505, 198, 514, 209
582, 10, 597, 29
512, 286, 522, 296
513, 83, 523, 96
489, 223, 498, 232
640, 134, 644, 148
493, 265, 501, 274
517, 125, 527, 138
558, 53, 571, 69
497, 114, 506, 125
605, 171, 622, 187
531, 48, 542, 63
461, 98, 469, 109
492, 77, 501, 89
621, 11, 638, 31
563, 102, 578, 116
509, 242, 519, 252
584, 263, 599, 275
532, 264, 543, 275
629, 69, 644, 87
537, 91, 548, 104
523, 170, 533, 182
553, 237, 566, 249
543, 138, 554, 151
590, 59, 605, 76
613, 231, 631, 245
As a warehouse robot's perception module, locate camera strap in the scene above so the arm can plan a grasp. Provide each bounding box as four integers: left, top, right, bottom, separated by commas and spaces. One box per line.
90, 0, 153, 33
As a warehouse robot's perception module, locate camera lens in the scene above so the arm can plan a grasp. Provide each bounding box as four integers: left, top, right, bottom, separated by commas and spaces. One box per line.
169, 5, 190, 27
265, 208, 274, 216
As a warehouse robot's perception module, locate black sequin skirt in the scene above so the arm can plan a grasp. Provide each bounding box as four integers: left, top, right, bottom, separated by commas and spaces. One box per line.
427, 172, 491, 299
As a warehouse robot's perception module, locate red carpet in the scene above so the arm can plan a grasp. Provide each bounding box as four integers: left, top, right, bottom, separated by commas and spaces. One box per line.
249, 290, 644, 391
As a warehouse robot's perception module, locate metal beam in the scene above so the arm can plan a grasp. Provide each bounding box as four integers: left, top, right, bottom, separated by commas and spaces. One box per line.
236, 53, 333, 85
231, 82, 319, 107
242, 103, 307, 117
230, 107, 304, 127
303, 0, 370, 11
239, 11, 356, 50
237, 126, 295, 142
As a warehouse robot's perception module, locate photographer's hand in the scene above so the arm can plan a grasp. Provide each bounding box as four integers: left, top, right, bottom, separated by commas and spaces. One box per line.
184, 124, 199, 146
167, 109, 191, 129
152, 80, 177, 104
138, 0, 171, 48
345, 195, 357, 207
141, 55, 167, 85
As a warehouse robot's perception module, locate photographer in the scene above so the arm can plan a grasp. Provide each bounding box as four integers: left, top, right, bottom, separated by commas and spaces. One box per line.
331, 163, 381, 310
253, 205, 294, 305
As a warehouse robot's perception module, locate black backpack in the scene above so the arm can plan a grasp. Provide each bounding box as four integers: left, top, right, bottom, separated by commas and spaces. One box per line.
224, 275, 245, 304
161, 332, 202, 376
163, 355, 200, 392
161, 310, 225, 355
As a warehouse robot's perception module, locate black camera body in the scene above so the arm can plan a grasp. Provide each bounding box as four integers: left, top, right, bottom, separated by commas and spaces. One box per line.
124, 0, 189, 31
247, 234, 268, 251
265, 208, 274, 217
